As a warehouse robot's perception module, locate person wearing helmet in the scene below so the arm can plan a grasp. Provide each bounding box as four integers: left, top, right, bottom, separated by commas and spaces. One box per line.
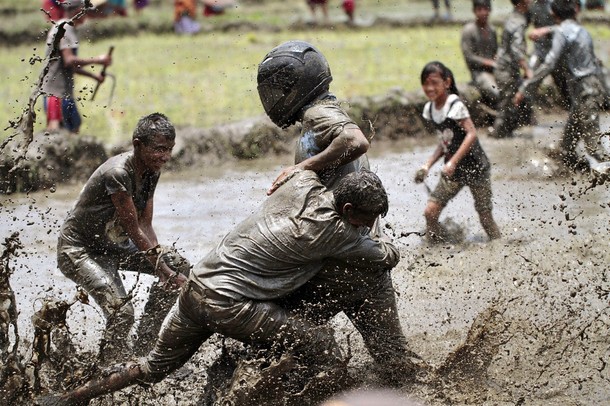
257, 41, 425, 387
514, 0, 610, 172
257, 40, 371, 195
41, 0, 112, 134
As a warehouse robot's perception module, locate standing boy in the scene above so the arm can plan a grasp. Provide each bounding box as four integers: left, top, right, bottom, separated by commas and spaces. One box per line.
515, 0, 610, 171
41, 0, 112, 134
461, 0, 499, 108
56, 113, 187, 363
491, 0, 533, 138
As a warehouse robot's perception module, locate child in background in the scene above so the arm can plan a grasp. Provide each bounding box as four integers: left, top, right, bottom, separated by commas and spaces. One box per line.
343, 0, 355, 23
134, 0, 149, 13
42, 0, 64, 21
306, 0, 329, 23
414, 61, 501, 243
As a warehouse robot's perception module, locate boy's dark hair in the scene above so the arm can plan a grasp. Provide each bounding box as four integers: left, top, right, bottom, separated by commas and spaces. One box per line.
132, 113, 176, 144
473, 0, 491, 9
550, 0, 577, 19
510, 0, 522, 6
333, 170, 389, 218
420, 61, 460, 96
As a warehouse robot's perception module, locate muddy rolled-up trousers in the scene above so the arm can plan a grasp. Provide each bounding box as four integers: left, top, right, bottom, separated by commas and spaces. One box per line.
139, 281, 344, 384
57, 238, 190, 363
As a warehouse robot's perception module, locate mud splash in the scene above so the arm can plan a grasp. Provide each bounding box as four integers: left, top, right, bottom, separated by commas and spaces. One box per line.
0, 113, 609, 405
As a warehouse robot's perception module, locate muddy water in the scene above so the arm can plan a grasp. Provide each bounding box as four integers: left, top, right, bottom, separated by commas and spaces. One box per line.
1, 113, 609, 404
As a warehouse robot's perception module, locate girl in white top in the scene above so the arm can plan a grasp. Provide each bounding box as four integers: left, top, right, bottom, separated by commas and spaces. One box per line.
414, 61, 501, 243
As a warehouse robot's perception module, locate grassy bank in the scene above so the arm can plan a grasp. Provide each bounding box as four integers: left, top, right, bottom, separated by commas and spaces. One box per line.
2, 25, 469, 144
1, 0, 610, 144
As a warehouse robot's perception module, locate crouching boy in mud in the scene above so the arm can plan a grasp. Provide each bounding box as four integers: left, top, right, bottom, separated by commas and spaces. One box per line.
39, 170, 413, 405
258, 40, 423, 386
56, 113, 188, 363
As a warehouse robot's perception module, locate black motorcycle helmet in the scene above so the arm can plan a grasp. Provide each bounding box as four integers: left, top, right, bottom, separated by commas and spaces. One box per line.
257, 40, 333, 128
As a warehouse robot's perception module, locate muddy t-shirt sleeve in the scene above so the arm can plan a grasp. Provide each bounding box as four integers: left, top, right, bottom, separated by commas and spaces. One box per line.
296, 101, 365, 187
330, 227, 401, 270
103, 167, 133, 196
297, 102, 359, 161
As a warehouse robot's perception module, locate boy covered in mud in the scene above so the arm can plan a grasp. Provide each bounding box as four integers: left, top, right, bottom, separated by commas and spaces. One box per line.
41, 170, 400, 405
56, 113, 188, 363
258, 40, 423, 386
41, 0, 112, 134
491, 0, 533, 138
514, 0, 610, 172
461, 0, 499, 108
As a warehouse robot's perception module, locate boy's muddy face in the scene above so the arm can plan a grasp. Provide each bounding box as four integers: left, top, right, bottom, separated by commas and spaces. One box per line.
139, 134, 175, 173
474, 6, 490, 24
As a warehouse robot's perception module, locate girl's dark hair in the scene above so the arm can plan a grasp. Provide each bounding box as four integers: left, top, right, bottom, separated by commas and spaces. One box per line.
420, 61, 460, 96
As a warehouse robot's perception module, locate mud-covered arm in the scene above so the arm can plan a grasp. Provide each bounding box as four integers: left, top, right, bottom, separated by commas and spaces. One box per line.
111, 192, 185, 287
415, 142, 444, 183
267, 125, 369, 195
331, 232, 400, 271
519, 31, 564, 96
424, 143, 445, 171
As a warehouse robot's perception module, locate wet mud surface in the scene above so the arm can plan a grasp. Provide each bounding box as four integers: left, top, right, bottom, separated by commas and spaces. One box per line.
1, 113, 609, 404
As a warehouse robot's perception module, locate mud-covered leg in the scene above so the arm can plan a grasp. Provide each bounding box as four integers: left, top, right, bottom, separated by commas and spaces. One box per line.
133, 249, 191, 356
35, 362, 144, 406
219, 317, 348, 406
344, 270, 427, 387
134, 281, 179, 356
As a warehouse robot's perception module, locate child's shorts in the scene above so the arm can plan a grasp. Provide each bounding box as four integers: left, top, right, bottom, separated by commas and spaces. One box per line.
44, 95, 82, 132
430, 173, 493, 213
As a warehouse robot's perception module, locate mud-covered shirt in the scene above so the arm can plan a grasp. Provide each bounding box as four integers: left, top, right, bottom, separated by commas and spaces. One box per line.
60, 152, 159, 253
461, 21, 498, 77
423, 94, 490, 182
529, 0, 555, 59
495, 11, 529, 79
521, 19, 601, 96
192, 171, 400, 301
295, 94, 369, 188
42, 19, 79, 98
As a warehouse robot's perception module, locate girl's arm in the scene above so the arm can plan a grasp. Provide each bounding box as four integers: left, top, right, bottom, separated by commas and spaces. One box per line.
415, 143, 444, 183
424, 144, 444, 171
444, 117, 477, 178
